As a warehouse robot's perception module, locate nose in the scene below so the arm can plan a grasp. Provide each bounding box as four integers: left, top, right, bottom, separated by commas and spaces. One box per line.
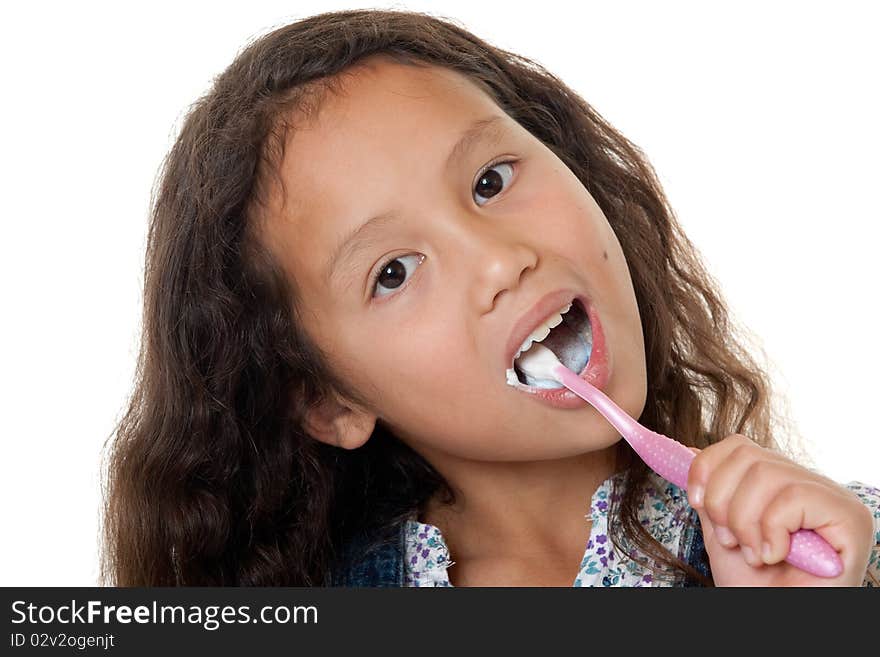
466, 228, 539, 314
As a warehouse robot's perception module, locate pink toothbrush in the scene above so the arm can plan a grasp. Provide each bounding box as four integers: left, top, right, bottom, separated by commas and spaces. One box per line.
516, 343, 844, 578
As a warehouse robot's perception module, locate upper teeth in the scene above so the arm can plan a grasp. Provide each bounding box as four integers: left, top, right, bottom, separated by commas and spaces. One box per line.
512, 302, 572, 363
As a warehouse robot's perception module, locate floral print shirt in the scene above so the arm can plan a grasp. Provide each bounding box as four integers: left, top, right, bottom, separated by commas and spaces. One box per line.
403, 471, 880, 587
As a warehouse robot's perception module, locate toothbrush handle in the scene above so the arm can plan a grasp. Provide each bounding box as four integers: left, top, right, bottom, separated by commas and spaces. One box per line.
554, 364, 844, 579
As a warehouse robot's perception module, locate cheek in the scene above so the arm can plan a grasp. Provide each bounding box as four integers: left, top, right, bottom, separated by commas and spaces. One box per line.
361, 330, 507, 446
339, 320, 480, 403
550, 202, 617, 275
525, 175, 611, 262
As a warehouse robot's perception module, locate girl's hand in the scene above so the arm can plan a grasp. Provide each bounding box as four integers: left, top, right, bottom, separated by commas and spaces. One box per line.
686, 434, 874, 586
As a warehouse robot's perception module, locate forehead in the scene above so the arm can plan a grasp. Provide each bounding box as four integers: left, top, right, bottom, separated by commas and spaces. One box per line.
285, 58, 499, 197
261, 59, 503, 286
301, 57, 497, 136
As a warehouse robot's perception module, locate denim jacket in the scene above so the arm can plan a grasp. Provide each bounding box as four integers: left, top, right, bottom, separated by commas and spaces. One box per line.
330, 511, 712, 587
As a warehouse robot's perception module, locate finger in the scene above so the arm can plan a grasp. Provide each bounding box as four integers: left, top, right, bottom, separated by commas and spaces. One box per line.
726, 459, 803, 566
701, 441, 787, 538
687, 434, 758, 510
694, 505, 740, 568
687, 433, 782, 509
760, 480, 867, 569
694, 505, 717, 550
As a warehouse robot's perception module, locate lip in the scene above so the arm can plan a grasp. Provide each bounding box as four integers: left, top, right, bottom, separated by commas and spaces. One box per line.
504, 289, 611, 409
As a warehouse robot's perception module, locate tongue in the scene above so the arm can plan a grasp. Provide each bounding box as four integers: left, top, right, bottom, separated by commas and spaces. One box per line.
517, 323, 592, 388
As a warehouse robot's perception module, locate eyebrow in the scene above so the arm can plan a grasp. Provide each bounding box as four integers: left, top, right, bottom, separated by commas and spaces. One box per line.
325, 115, 508, 286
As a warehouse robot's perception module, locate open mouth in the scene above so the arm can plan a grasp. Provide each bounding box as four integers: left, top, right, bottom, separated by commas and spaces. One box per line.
510, 298, 593, 389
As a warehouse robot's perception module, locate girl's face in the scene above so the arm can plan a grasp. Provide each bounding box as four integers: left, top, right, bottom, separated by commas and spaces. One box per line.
260, 57, 646, 463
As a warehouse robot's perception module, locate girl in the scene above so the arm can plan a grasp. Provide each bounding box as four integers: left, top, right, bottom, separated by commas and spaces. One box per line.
101, 9, 880, 587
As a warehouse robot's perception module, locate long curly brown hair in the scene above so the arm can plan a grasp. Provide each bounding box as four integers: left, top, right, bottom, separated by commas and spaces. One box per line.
100, 8, 805, 586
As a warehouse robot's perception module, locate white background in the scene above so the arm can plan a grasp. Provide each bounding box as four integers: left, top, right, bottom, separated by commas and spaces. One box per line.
1, 1, 877, 585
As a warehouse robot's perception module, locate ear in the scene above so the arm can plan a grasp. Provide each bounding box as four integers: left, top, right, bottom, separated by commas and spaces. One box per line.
303, 392, 377, 450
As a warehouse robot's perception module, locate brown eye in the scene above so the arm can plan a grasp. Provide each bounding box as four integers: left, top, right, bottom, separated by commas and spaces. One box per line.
371, 254, 424, 299
474, 161, 515, 206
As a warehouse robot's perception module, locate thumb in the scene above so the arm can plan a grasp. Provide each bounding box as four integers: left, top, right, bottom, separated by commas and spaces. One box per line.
694, 505, 715, 543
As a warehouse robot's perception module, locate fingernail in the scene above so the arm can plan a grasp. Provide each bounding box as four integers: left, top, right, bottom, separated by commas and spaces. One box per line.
715, 525, 736, 547
761, 541, 772, 563
742, 545, 759, 566
690, 485, 703, 508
